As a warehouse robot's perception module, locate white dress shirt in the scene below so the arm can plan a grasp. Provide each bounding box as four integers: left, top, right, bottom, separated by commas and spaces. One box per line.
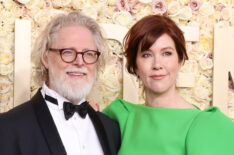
41, 83, 104, 155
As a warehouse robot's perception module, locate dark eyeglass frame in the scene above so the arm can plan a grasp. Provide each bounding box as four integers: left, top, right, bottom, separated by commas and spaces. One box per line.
49, 48, 101, 64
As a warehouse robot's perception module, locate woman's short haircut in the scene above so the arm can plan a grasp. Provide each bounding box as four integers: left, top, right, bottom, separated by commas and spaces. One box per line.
123, 15, 188, 76
32, 11, 106, 86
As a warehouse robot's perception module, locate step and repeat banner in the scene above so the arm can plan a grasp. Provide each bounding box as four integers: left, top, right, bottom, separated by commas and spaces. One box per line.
0, 0, 234, 120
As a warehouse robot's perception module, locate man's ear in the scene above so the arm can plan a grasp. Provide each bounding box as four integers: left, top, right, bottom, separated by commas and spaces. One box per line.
43, 52, 49, 69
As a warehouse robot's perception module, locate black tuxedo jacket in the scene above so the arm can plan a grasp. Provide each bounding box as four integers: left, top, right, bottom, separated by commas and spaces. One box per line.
0, 89, 121, 155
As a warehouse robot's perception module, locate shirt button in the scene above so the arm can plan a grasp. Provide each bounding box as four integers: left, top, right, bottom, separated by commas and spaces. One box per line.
74, 116, 77, 120
82, 145, 85, 150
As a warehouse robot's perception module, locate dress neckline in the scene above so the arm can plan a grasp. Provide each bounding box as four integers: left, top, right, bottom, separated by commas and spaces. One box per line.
137, 103, 201, 111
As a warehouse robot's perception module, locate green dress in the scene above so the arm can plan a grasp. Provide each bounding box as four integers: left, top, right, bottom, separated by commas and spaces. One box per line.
103, 99, 234, 155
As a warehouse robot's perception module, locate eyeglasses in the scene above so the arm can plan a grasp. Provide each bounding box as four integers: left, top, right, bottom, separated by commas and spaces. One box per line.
49, 48, 101, 64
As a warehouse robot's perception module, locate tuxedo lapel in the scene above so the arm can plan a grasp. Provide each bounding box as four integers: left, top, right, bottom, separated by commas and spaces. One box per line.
87, 104, 111, 155
31, 89, 67, 155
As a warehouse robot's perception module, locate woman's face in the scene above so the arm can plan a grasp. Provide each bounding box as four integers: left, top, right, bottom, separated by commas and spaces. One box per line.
136, 33, 182, 95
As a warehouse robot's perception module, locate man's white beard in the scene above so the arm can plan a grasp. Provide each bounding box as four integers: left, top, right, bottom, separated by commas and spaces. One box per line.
48, 64, 96, 103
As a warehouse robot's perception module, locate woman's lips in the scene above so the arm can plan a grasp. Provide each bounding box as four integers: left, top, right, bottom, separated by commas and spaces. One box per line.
150, 74, 166, 80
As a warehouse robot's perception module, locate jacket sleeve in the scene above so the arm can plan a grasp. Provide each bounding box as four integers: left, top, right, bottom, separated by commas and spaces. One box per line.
0, 113, 20, 155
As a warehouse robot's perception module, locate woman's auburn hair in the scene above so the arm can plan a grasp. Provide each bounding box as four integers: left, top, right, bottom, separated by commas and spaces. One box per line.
123, 15, 188, 76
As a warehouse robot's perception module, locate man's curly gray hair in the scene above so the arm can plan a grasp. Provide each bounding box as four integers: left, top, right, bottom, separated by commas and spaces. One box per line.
32, 11, 106, 86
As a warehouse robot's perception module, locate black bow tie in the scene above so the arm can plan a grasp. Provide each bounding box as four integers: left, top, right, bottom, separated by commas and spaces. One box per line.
63, 101, 89, 120
45, 94, 89, 120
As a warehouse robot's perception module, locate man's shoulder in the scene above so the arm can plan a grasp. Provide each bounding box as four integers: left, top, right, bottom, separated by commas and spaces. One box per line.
0, 88, 43, 119
0, 89, 44, 125
96, 111, 120, 136
96, 111, 119, 125
0, 100, 34, 123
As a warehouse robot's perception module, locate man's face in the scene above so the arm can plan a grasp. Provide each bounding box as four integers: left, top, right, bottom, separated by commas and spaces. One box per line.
44, 25, 97, 103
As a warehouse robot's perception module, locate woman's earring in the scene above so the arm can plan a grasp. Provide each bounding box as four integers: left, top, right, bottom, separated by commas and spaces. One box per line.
136, 75, 140, 82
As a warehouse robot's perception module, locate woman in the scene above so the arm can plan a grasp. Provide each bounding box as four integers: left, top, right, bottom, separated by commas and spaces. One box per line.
103, 15, 234, 155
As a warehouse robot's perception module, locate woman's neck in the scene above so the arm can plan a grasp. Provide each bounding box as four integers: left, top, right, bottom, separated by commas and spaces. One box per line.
145, 88, 194, 109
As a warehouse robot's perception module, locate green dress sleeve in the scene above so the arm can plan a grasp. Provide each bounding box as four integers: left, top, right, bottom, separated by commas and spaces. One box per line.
102, 99, 131, 134
186, 107, 234, 155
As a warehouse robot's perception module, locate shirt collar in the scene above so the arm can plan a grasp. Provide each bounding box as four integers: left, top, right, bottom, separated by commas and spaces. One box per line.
41, 83, 86, 110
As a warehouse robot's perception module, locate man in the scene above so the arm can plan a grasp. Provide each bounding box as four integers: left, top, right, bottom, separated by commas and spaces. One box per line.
0, 12, 120, 155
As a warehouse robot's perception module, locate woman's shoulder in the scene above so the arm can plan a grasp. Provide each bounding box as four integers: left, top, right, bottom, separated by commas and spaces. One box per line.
186, 106, 234, 154
192, 106, 233, 126
102, 99, 137, 121
102, 99, 137, 134
103, 99, 136, 113
188, 106, 234, 132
